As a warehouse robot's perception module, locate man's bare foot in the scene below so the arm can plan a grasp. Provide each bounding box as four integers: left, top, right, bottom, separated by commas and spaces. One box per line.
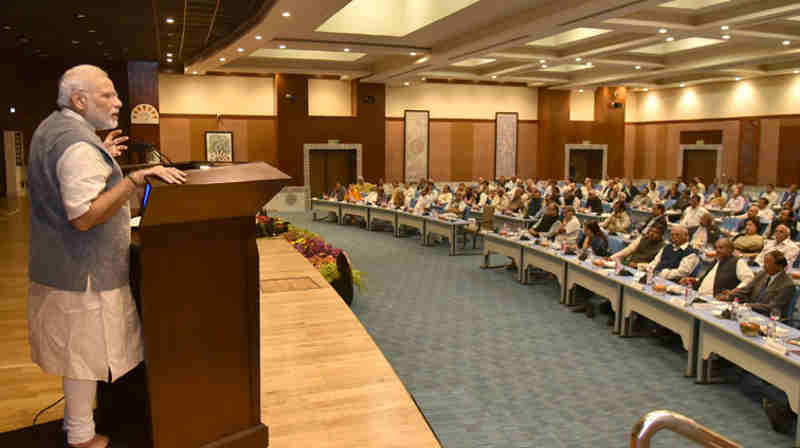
69, 434, 110, 448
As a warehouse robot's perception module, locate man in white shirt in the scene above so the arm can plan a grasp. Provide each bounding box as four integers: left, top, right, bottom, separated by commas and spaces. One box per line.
680, 238, 753, 298
554, 206, 581, 246
763, 184, 779, 206
647, 225, 700, 281
757, 197, 774, 224
755, 224, 799, 268
726, 187, 747, 214
679, 195, 708, 228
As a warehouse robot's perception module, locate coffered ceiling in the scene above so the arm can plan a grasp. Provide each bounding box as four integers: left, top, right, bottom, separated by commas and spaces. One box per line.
187, 0, 800, 91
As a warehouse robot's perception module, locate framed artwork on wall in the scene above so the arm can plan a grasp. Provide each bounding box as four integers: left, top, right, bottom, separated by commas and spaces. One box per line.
205, 131, 234, 162
494, 112, 518, 178
403, 110, 430, 182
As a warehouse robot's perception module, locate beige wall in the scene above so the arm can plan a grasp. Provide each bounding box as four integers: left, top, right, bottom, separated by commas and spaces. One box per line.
386, 83, 538, 120
627, 75, 800, 122
308, 79, 352, 116
569, 89, 595, 121
159, 74, 275, 116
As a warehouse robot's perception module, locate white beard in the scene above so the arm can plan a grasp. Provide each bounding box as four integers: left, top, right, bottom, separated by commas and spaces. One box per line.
85, 101, 117, 130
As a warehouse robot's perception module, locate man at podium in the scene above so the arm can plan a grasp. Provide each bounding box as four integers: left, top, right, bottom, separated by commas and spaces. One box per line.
26, 64, 185, 448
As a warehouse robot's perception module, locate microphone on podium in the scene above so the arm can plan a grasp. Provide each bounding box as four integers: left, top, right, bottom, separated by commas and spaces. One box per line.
129, 142, 174, 165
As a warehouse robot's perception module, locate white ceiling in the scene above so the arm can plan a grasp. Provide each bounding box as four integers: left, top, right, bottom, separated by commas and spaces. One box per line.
185, 0, 800, 91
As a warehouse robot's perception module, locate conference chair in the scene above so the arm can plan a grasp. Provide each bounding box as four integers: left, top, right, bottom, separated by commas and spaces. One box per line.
782, 287, 800, 329
607, 235, 626, 255
463, 205, 494, 249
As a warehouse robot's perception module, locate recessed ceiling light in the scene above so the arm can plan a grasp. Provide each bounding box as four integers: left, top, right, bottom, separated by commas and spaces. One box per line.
344, 48, 350, 52
237, 47, 245, 52
75, 13, 87, 19
635, 65, 641, 70
403, 81, 410, 86
88, 29, 96, 33
219, 57, 226, 62
722, 34, 731, 40
255, 35, 262, 40
679, 83, 686, 87
665, 37, 675, 42
166, 52, 173, 57
3, 25, 12, 31
279, 44, 286, 49
539, 59, 546, 64
10, 106, 16, 113
658, 28, 668, 34
578, 89, 584, 93
794, 70, 799, 74
585, 62, 593, 67
783, 40, 792, 46
166, 58, 173, 63
541, 64, 548, 68
643, 88, 649, 91
410, 52, 417, 56
721, 25, 729, 31
71, 40, 80, 45
421, 77, 427, 81
282, 11, 291, 17
192, 71, 198, 74
166, 17, 175, 24
735, 77, 741, 81
491, 75, 497, 79
575, 57, 582, 62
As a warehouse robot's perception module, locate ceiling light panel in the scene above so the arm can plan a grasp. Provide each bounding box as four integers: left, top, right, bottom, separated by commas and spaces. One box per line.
526, 28, 612, 47
316, 0, 481, 37
539, 64, 591, 72
631, 37, 724, 55
250, 48, 367, 61
451, 58, 496, 67
658, 0, 732, 9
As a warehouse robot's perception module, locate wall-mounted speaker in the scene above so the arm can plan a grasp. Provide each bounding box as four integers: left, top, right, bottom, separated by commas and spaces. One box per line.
284, 93, 296, 102
610, 101, 623, 109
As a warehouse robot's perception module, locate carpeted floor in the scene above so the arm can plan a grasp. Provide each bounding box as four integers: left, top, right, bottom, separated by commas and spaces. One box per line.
277, 211, 791, 448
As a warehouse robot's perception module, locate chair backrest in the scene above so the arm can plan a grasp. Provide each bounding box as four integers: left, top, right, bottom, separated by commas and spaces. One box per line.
784, 286, 800, 323
608, 236, 626, 255
409, 198, 417, 208
721, 216, 741, 233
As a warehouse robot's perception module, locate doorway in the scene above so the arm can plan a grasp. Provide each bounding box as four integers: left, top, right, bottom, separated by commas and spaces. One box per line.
308, 149, 356, 198
682, 150, 717, 185
569, 149, 604, 181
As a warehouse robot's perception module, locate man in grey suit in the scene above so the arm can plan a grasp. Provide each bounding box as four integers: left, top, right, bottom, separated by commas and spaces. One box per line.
731, 250, 795, 317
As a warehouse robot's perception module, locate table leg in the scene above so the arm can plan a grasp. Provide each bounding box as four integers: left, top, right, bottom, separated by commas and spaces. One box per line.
450, 226, 456, 256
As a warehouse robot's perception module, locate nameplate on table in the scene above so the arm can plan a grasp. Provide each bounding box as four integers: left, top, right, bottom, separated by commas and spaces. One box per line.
764, 338, 788, 356
670, 297, 687, 307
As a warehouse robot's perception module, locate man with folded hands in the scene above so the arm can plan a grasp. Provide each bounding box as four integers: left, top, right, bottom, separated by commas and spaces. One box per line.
679, 238, 753, 298
690, 212, 721, 253
645, 225, 700, 281
610, 224, 666, 268
730, 250, 795, 316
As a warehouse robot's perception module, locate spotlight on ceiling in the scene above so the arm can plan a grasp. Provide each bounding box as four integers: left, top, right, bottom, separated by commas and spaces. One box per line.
722, 34, 730, 40
255, 35, 262, 40
679, 83, 685, 87
166, 52, 173, 57
403, 81, 410, 86
166, 58, 173, 63
282, 11, 291, 17
219, 57, 226, 62
491, 75, 497, 79
279, 44, 286, 49
539, 59, 546, 64
410, 52, 417, 56
721, 25, 729, 31
166, 17, 175, 24
658, 28, 668, 34
783, 40, 792, 46
666, 36, 675, 42
578, 89, 584, 93
75, 13, 87, 20
237, 48, 244, 52
575, 57, 582, 62
735, 77, 741, 81
344, 48, 350, 52
634, 65, 641, 70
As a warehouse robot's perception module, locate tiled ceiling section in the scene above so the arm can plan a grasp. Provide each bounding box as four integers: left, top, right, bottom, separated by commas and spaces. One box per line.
184, 0, 800, 91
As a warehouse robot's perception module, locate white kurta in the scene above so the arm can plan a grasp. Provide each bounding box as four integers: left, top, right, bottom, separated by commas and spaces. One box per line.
28, 109, 144, 382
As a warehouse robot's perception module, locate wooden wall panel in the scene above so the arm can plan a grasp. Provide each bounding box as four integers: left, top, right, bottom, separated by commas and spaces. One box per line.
518, 122, 538, 179
450, 122, 473, 181
246, 118, 278, 166
592, 86, 626, 178
429, 122, 452, 180
537, 89, 570, 179
276, 75, 385, 185
679, 130, 722, 144
759, 119, 780, 185
385, 120, 403, 182
159, 117, 191, 161
624, 124, 637, 179
159, 116, 277, 164
473, 122, 494, 180
778, 125, 800, 187
738, 119, 760, 184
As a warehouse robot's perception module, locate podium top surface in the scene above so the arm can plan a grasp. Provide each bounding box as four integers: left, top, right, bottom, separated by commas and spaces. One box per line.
140, 162, 291, 227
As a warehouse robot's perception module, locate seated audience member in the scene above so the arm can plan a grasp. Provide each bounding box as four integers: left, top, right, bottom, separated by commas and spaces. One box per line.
756, 197, 774, 224
569, 221, 611, 315
328, 182, 346, 201
763, 184, 779, 206
584, 190, 604, 214
438, 185, 454, 207
671, 189, 690, 211
612, 224, 666, 268
444, 193, 468, 215
694, 177, 706, 195
600, 201, 631, 234
355, 176, 373, 194
560, 190, 580, 209
769, 209, 797, 240
755, 224, 799, 268
505, 188, 524, 214
554, 206, 582, 246
526, 189, 544, 217
528, 203, 561, 238
345, 183, 363, 202
782, 184, 799, 209
729, 206, 760, 235
726, 186, 747, 214
707, 189, 726, 209
680, 238, 753, 298
630, 187, 653, 209
732, 218, 765, 256
679, 195, 708, 228
580, 178, 594, 198
646, 225, 700, 281
647, 182, 660, 202
623, 179, 639, 202
690, 213, 721, 253
663, 183, 680, 201
731, 251, 795, 316
638, 203, 667, 234
365, 185, 385, 204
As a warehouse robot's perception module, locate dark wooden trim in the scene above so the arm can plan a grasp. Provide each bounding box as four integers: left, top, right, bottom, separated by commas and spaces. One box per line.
386, 117, 538, 123
160, 113, 277, 120
205, 71, 275, 78
494, 112, 519, 178
627, 113, 800, 125
403, 110, 430, 182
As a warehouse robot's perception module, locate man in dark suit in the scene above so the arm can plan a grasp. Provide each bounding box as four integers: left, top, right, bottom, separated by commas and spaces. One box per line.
731, 250, 795, 316
637, 203, 667, 234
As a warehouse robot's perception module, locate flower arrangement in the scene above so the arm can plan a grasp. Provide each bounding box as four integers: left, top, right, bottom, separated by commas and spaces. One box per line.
283, 225, 364, 290
256, 211, 288, 237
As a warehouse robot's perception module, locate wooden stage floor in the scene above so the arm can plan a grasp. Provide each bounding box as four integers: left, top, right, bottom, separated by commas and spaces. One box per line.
0, 199, 439, 447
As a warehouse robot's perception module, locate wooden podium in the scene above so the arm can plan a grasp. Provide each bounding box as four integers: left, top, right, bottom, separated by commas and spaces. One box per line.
137, 162, 289, 448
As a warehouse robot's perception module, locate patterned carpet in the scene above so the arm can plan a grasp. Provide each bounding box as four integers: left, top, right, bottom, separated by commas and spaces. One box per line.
278, 212, 791, 448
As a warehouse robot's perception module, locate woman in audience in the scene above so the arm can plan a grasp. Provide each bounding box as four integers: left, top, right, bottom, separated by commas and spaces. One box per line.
600, 200, 631, 234
733, 218, 765, 256
444, 192, 468, 215
569, 220, 610, 316
391, 189, 405, 209
505, 188, 524, 214
438, 185, 454, 207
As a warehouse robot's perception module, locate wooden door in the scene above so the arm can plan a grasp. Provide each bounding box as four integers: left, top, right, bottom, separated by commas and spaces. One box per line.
0, 138, 6, 198
308, 150, 356, 198
682, 150, 717, 186
569, 149, 603, 181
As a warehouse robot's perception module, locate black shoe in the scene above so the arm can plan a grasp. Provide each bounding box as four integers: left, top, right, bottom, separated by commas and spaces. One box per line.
764, 398, 796, 435
569, 304, 587, 312
606, 314, 615, 327
585, 304, 595, 318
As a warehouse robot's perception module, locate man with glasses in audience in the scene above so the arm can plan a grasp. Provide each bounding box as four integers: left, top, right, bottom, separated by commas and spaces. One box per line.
731, 251, 794, 316
769, 209, 797, 240
680, 238, 753, 299
754, 224, 799, 268
646, 225, 700, 281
